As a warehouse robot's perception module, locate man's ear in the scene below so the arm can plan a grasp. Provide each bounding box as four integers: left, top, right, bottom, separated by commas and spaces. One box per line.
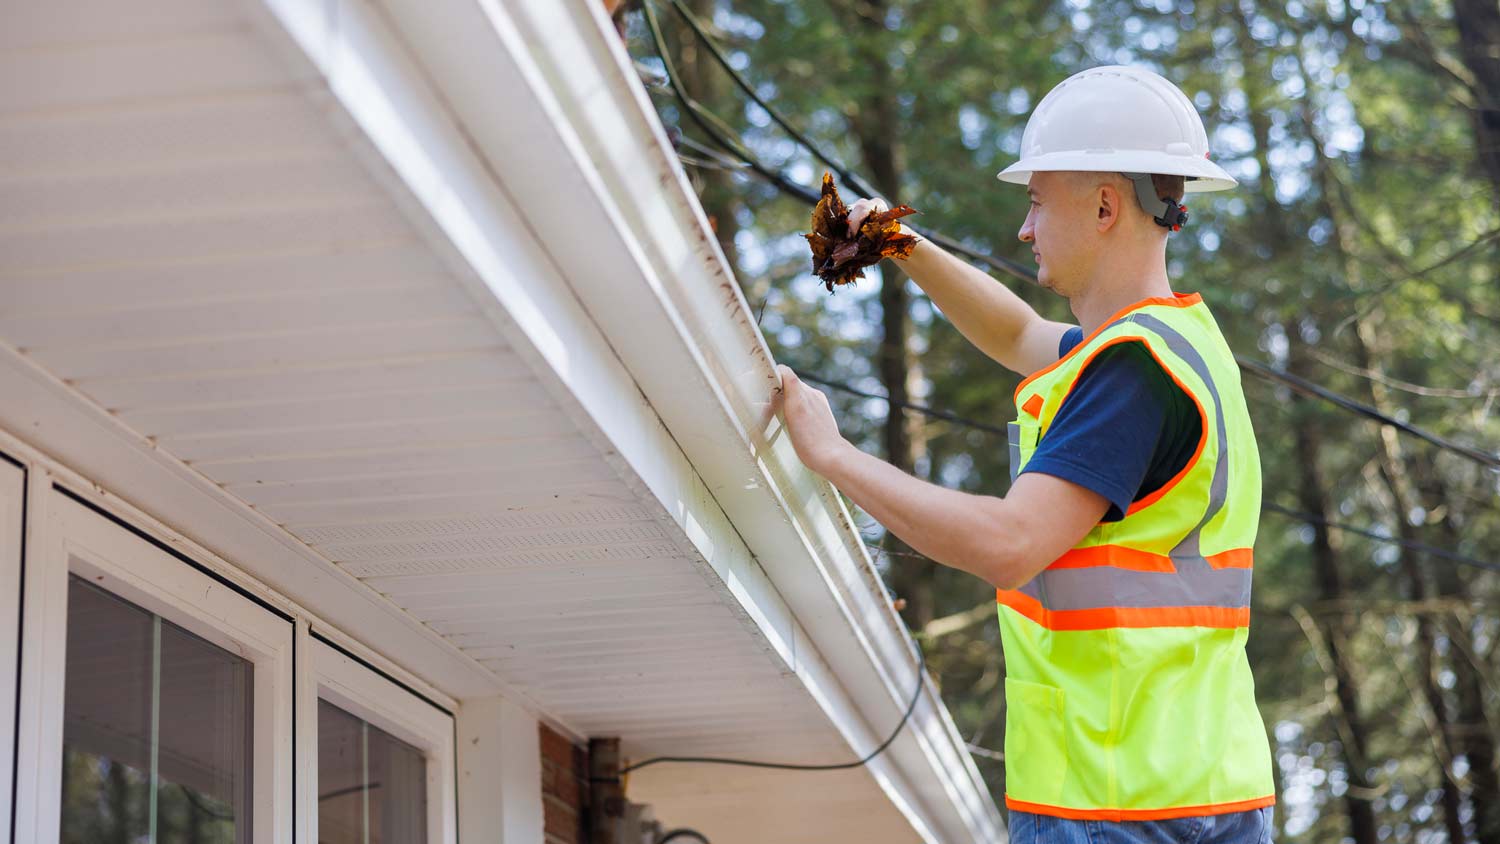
1096, 181, 1123, 233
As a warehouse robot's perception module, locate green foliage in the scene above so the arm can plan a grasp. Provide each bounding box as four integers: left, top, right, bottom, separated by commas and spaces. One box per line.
629, 0, 1500, 839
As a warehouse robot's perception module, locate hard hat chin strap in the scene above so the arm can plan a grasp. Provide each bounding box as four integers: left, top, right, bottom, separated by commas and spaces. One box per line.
1123, 172, 1188, 232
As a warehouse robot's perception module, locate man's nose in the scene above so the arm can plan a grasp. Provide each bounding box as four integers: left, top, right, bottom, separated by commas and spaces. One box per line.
1018, 221, 1033, 243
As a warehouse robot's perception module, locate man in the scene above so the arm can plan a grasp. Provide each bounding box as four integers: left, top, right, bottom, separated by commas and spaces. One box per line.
772, 66, 1276, 841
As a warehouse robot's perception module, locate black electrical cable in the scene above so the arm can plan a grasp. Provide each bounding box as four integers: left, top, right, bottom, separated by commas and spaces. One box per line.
789, 355, 1500, 513
807, 367, 1500, 574
791, 368, 1010, 437
1260, 502, 1500, 574
660, 0, 881, 201
657, 829, 712, 844
644, 0, 1036, 283
1237, 356, 1500, 470
640, 0, 820, 207
590, 637, 927, 782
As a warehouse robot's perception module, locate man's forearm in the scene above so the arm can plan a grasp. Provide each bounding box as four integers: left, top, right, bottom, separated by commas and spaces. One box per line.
897, 232, 1040, 372
821, 442, 1011, 588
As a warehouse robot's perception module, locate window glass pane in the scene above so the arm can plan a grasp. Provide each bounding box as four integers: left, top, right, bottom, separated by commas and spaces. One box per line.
317, 701, 364, 844
61, 575, 253, 843
366, 715, 427, 844
318, 699, 427, 844
154, 609, 255, 841
60, 577, 153, 842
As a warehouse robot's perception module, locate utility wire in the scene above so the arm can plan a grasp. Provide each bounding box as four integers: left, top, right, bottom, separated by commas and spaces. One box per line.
867, 508, 1500, 575
661, 0, 880, 200
1260, 502, 1500, 575
640, 0, 819, 206
592, 636, 928, 781
645, 0, 1036, 282
1238, 357, 1500, 470
791, 368, 1010, 437
639, 0, 1500, 474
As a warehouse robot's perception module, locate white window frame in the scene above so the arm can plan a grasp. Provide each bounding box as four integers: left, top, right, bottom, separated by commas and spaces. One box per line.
13, 486, 295, 844
0, 455, 25, 832
304, 631, 457, 844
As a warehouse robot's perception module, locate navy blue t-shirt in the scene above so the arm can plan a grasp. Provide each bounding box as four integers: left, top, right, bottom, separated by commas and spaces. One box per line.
1017, 327, 1202, 521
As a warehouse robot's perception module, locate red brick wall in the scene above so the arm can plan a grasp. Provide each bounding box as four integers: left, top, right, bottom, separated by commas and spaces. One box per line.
539, 723, 590, 844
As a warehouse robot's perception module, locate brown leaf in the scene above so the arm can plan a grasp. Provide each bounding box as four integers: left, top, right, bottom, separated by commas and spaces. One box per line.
803, 172, 919, 293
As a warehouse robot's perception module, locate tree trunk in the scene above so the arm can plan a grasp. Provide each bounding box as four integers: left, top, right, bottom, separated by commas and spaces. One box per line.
677, 0, 746, 275
1412, 453, 1500, 844
1230, 17, 1380, 838
1286, 354, 1380, 844
1298, 43, 1500, 839
1453, 0, 1500, 211
1436, 7, 1500, 836
1298, 93, 1472, 840
1352, 317, 1469, 844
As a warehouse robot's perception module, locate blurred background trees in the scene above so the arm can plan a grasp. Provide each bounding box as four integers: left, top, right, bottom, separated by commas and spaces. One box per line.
626, 1, 1500, 840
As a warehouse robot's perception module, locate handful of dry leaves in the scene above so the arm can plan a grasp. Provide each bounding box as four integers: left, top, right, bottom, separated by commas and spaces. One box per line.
803, 172, 919, 292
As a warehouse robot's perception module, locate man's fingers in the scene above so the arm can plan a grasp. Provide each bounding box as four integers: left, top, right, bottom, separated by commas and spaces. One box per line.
846, 208, 867, 237
846, 197, 889, 237
775, 364, 798, 398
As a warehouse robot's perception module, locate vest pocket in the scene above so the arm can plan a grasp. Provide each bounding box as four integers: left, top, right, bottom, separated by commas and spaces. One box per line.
1004, 677, 1069, 805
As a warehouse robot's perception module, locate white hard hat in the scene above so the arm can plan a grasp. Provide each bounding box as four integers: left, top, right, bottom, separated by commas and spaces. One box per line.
997, 65, 1236, 193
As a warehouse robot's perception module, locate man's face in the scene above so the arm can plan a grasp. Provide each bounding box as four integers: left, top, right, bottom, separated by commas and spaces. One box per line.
1017, 171, 1108, 296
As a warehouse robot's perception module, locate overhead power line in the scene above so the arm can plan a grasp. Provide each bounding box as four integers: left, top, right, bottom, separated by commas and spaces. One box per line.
1260, 502, 1500, 574
645, 0, 1037, 282
805, 368, 1500, 574
1237, 357, 1500, 470
640, 0, 1500, 475
791, 368, 1010, 437
864, 504, 1500, 576
658, 0, 880, 201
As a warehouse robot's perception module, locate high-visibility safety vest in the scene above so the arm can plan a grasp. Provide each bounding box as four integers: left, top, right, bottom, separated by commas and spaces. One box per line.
998, 291, 1275, 821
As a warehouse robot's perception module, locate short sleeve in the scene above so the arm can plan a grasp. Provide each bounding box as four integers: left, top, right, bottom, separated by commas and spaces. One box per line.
1018, 341, 1174, 521
1058, 326, 1085, 358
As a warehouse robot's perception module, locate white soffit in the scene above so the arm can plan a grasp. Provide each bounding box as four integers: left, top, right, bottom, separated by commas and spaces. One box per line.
0, 0, 816, 749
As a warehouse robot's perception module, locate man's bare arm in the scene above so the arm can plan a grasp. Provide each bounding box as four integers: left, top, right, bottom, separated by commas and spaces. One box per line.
818, 440, 1110, 590
896, 234, 1071, 376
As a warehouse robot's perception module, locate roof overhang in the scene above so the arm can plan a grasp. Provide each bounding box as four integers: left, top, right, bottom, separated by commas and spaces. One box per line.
2, 0, 1003, 840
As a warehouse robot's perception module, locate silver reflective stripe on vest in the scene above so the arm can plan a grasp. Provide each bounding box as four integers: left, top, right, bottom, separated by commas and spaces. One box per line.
1017, 559, 1251, 610
1127, 313, 1230, 563
1018, 311, 1249, 613
1008, 421, 1022, 483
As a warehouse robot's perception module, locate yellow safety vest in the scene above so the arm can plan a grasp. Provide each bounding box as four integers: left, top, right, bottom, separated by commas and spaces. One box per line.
998, 291, 1275, 820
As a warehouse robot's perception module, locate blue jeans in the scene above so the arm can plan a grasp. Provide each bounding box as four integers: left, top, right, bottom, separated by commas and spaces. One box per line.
1007, 806, 1274, 844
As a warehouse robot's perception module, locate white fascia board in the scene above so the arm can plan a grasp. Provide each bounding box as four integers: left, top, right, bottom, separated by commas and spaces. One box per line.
251, 0, 1003, 841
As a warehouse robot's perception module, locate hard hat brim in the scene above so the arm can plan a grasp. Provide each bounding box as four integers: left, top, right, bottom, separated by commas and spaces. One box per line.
997, 150, 1238, 192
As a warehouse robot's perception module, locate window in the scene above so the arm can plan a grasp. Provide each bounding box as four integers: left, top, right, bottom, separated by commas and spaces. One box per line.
311, 636, 455, 844
9, 464, 456, 843
61, 576, 254, 843
14, 492, 292, 843
318, 699, 427, 843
